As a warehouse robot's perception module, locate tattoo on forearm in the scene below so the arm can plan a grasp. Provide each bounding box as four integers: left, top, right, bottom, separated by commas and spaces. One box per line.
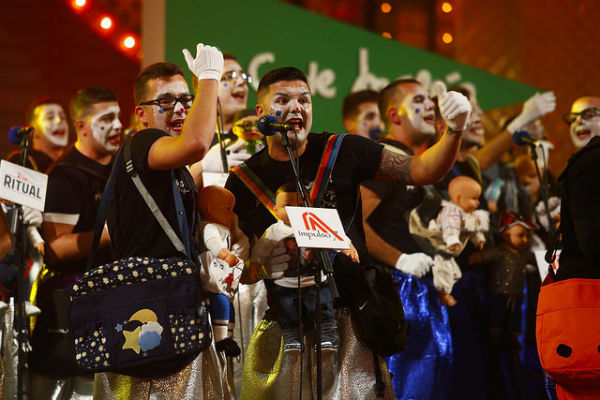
375, 149, 414, 184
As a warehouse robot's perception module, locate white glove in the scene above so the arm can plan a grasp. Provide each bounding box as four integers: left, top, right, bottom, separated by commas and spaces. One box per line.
434, 82, 472, 132
394, 252, 434, 278
182, 43, 224, 81
251, 239, 291, 279
507, 91, 556, 134
22, 206, 42, 227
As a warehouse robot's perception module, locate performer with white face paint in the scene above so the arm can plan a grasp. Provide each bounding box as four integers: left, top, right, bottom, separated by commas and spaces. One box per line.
94, 46, 235, 400
5, 98, 70, 172
359, 79, 455, 399
342, 89, 384, 140
29, 87, 122, 400
226, 67, 471, 399
565, 96, 600, 149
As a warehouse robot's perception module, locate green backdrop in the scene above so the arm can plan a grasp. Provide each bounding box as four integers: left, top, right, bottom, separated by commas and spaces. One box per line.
165, 0, 537, 132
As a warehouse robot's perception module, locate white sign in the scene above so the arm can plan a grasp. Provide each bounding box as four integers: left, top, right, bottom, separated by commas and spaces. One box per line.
0, 160, 48, 211
285, 206, 350, 250
534, 249, 561, 281
202, 172, 229, 188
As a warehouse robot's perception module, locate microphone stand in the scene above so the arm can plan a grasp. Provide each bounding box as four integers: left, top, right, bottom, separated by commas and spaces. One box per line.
216, 99, 229, 173
279, 130, 339, 400
528, 143, 556, 262
11, 133, 32, 400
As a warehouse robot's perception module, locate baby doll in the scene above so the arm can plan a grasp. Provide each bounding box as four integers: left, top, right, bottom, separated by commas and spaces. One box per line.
251, 183, 358, 352
410, 175, 488, 306
195, 185, 249, 356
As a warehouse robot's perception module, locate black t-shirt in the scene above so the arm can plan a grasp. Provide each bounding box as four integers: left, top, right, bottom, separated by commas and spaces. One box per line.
225, 132, 383, 260
361, 139, 425, 256
107, 129, 197, 259
556, 136, 600, 280
44, 147, 112, 273
6, 148, 55, 173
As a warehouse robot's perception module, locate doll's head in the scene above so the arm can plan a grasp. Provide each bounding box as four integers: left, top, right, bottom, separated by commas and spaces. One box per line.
448, 176, 481, 213
499, 211, 539, 252
196, 185, 236, 228
232, 109, 263, 142
274, 182, 304, 225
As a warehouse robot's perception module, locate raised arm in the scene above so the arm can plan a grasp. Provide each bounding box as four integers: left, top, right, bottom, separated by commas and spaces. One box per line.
375, 85, 471, 185
147, 44, 223, 170
476, 91, 555, 170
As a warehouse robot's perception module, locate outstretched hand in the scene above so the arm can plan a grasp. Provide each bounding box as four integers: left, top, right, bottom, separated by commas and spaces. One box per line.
182, 43, 224, 81
434, 82, 472, 132
507, 91, 556, 133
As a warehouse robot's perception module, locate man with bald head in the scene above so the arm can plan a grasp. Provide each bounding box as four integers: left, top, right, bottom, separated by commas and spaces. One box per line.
556, 96, 600, 281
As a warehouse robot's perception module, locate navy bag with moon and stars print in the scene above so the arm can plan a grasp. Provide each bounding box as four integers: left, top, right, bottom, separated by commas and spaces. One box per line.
68, 138, 211, 378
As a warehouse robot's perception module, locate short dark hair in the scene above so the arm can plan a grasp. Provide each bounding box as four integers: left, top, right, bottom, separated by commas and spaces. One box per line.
257, 67, 309, 104
26, 97, 63, 124
134, 62, 184, 104
222, 52, 238, 62
275, 182, 298, 198
342, 90, 379, 120
448, 85, 472, 99
378, 78, 420, 124
70, 87, 117, 122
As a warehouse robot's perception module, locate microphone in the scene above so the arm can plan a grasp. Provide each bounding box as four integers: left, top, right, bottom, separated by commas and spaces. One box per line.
512, 130, 537, 147
257, 115, 299, 136
8, 125, 34, 145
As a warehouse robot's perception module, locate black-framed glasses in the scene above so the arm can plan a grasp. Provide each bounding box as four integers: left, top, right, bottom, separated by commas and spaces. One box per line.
139, 95, 194, 111
234, 120, 258, 131
562, 107, 600, 125
221, 70, 252, 84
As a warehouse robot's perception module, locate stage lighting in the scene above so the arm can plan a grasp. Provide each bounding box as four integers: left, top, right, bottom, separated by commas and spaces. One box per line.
382, 32, 392, 39
123, 36, 136, 49
100, 16, 112, 30
380, 2, 392, 14
442, 33, 453, 44
73, 0, 86, 8
442, 2, 453, 13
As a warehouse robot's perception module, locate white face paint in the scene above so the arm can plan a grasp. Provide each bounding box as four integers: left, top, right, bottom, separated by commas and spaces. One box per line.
32, 104, 69, 147
353, 102, 383, 139
404, 86, 436, 136
264, 80, 312, 148
142, 76, 190, 136
218, 59, 248, 120
568, 100, 600, 149
463, 97, 485, 145
90, 104, 123, 153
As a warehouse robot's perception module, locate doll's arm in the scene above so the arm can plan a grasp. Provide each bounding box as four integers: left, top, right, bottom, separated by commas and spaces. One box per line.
27, 225, 45, 255
342, 242, 360, 263
204, 224, 239, 266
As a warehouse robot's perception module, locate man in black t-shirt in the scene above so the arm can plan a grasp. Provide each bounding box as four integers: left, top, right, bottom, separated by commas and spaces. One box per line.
29, 87, 122, 397
94, 45, 234, 400
5, 97, 70, 173
225, 67, 472, 399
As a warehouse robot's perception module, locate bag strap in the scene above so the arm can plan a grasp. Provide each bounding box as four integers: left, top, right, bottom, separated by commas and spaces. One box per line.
123, 139, 192, 259
310, 134, 345, 207
86, 137, 192, 271
231, 163, 278, 220
231, 134, 346, 217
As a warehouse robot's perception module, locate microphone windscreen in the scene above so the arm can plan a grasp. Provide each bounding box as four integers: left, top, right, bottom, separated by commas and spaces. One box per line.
513, 130, 532, 146
257, 115, 279, 137
8, 126, 24, 145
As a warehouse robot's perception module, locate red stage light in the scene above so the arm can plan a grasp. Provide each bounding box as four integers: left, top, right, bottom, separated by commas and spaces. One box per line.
73, 0, 86, 8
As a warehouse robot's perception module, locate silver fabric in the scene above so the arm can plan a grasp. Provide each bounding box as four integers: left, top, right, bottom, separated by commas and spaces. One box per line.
93, 341, 234, 400
231, 281, 268, 395
1, 299, 17, 399
29, 372, 94, 400
240, 308, 395, 399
